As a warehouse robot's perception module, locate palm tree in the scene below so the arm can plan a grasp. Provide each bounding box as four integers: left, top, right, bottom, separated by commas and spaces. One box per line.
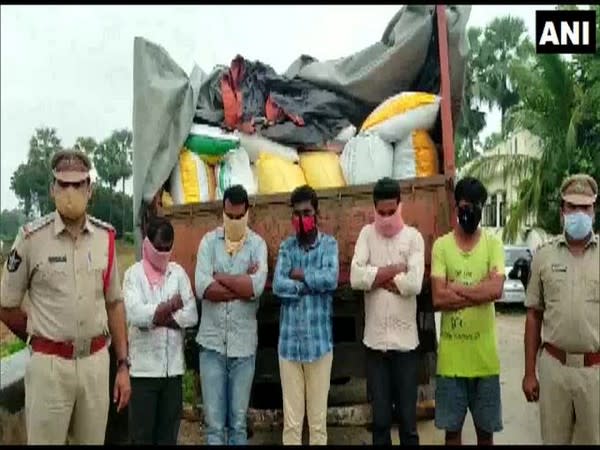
466, 53, 586, 242
476, 16, 534, 136
455, 27, 487, 168
92, 130, 133, 232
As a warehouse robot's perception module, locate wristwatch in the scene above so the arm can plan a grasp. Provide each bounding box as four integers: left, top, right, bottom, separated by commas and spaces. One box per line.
117, 357, 131, 370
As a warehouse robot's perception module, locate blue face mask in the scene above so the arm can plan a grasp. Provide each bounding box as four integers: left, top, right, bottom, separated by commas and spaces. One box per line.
564, 212, 593, 240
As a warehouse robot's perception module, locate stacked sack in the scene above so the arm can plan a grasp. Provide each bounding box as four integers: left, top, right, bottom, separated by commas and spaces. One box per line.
168, 123, 308, 205
169, 124, 235, 205
170, 149, 216, 205
215, 148, 257, 199
239, 132, 307, 196
340, 91, 441, 185
165, 91, 441, 206
340, 132, 394, 185
255, 153, 306, 195
393, 130, 439, 179
184, 124, 240, 164
299, 152, 346, 190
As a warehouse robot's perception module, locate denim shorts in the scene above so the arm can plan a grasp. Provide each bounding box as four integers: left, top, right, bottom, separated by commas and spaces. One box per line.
435, 375, 503, 434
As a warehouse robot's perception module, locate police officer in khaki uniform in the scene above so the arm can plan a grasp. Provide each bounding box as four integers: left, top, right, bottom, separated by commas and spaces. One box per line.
0, 150, 131, 444
523, 174, 599, 445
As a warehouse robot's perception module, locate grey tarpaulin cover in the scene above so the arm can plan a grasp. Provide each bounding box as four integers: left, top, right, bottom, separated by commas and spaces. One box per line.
132, 37, 204, 254
132, 5, 471, 252
285, 5, 470, 106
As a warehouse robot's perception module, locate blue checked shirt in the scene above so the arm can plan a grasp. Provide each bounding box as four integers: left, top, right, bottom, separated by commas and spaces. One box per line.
273, 232, 339, 363
194, 227, 268, 358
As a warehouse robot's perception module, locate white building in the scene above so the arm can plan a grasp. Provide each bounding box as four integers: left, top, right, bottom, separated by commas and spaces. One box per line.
462, 129, 550, 249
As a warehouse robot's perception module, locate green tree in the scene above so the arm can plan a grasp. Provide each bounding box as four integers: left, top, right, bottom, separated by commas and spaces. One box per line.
10, 128, 63, 216
88, 186, 133, 238
455, 27, 487, 168
10, 163, 36, 217
74, 136, 98, 159
476, 16, 534, 135
466, 52, 597, 241
482, 132, 503, 152
93, 129, 133, 227
0, 209, 27, 242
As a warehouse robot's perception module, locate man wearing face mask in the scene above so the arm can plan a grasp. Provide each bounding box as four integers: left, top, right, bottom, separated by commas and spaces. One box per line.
123, 217, 198, 444
350, 177, 425, 445
523, 174, 599, 445
430, 176, 505, 446
273, 185, 339, 445
194, 184, 268, 445
0, 150, 131, 444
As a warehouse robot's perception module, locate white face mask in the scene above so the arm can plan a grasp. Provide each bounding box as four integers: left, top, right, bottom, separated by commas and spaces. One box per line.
564, 211, 593, 240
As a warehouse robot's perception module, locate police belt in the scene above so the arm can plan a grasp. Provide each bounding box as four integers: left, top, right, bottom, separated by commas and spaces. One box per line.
30, 335, 108, 359
543, 342, 600, 368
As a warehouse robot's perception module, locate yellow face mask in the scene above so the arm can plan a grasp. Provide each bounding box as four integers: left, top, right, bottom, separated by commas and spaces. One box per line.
54, 187, 89, 220
223, 211, 249, 242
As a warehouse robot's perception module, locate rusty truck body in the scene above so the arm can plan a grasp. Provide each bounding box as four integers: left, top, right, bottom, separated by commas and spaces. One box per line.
155, 5, 459, 408
108, 8, 469, 441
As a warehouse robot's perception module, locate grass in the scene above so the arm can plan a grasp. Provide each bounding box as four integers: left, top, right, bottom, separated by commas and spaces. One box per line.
115, 240, 137, 283
0, 339, 26, 359
183, 369, 198, 406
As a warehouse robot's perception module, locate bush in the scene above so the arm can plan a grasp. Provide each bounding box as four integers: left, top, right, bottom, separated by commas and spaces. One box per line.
88, 186, 133, 238
0, 340, 26, 359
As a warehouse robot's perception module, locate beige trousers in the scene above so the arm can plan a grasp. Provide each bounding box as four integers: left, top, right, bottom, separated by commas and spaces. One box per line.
25, 347, 110, 444
538, 348, 600, 445
279, 352, 333, 445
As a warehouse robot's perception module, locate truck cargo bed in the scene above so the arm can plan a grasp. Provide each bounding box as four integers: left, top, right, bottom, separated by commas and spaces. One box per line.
160, 175, 446, 386
161, 175, 451, 286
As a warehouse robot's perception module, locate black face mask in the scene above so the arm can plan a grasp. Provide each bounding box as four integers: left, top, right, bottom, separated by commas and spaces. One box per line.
458, 205, 482, 235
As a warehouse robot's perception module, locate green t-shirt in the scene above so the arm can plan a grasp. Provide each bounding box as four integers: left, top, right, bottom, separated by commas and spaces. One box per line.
431, 230, 505, 377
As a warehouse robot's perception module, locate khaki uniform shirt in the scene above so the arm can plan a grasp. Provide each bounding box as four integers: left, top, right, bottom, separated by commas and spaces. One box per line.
0, 212, 123, 342
525, 233, 600, 353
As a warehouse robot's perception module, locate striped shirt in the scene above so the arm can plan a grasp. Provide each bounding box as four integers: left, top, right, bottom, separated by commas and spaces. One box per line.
273, 232, 339, 363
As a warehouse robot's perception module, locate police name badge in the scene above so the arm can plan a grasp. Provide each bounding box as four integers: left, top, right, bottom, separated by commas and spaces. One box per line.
551, 263, 567, 273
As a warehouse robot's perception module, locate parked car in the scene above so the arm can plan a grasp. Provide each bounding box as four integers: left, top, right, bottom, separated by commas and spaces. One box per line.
499, 245, 533, 304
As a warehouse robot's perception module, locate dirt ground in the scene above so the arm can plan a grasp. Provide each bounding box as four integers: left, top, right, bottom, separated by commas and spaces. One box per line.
177, 307, 542, 445
1, 286, 541, 445
0, 323, 12, 343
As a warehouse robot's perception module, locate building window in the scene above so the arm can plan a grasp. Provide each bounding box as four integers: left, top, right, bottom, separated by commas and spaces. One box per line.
483, 200, 492, 226
499, 191, 507, 226
491, 194, 498, 227
484, 196, 497, 227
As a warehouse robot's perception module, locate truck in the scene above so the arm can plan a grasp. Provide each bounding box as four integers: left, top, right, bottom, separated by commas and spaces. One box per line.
105, 4, 470, 443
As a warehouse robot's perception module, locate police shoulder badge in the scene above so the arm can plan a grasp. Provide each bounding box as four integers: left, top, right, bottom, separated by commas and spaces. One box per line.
6, 249, 22, 273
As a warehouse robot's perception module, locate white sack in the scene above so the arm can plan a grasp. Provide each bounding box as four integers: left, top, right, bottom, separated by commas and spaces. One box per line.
340, 133, 394, 185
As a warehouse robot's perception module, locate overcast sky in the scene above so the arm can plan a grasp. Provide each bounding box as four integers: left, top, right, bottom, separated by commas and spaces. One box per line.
0, 4, 555, 211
